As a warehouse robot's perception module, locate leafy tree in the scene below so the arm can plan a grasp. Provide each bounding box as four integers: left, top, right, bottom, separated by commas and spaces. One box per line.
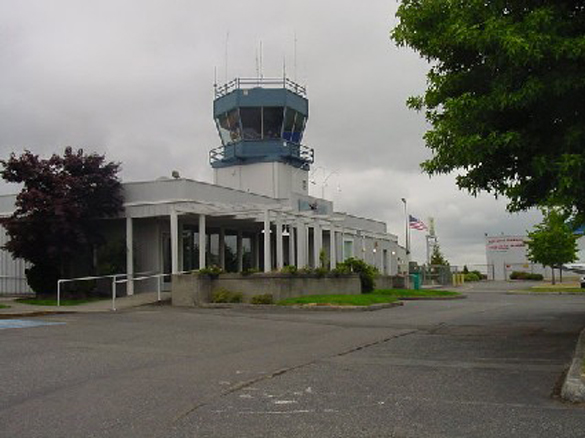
430, 244, 449, 266
526, 209, 577, 284
392, 1, 585, 222
0, 148, 123, 296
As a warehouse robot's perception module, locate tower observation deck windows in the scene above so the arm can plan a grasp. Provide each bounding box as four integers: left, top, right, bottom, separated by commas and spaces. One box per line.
282, 108, 306, 144
263, 107, 284, 139
240, 107, 262, 140
216, 109, 242, 145
216, 106, 306, 144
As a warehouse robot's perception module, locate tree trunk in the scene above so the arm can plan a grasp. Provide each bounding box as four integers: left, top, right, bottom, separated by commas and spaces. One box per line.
551, 267, 556, 285
560, 267, 563, 283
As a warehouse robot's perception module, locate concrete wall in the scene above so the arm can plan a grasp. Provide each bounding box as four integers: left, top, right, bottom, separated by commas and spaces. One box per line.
172, 272, 361, 307
375, 275, 408, 290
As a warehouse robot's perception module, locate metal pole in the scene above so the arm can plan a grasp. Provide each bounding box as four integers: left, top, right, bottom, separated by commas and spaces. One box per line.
111, 276, 117, 311
157, 275, 161, 302
57, 280, 62, 307
401, 198, 409, 256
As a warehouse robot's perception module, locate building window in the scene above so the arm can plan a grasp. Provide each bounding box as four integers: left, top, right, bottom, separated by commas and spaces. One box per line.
343, 239, 354, 260
240, 107, 262, 140
263, 107, 284, 139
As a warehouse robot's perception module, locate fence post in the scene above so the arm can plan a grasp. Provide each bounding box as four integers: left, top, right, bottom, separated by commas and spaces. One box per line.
57, 280, 62, 307
157, 275, 161, 302
111, 276, 117, 311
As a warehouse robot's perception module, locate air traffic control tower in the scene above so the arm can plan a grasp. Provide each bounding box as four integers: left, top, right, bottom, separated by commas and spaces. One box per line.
210, 77, 314, 198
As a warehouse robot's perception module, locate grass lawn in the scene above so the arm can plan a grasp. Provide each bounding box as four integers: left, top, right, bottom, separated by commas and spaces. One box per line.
0, 304, 11, 309
374, 288, 461, 298
15, 297, 107, 306
278, 294, 399, 306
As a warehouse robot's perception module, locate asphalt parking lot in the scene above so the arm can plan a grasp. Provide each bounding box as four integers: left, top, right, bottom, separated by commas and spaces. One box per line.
1, 282, 585, 437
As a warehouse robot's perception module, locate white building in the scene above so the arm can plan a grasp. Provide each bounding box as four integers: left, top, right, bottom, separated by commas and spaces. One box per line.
486, 234, 585, 281
0, 78, 406, 295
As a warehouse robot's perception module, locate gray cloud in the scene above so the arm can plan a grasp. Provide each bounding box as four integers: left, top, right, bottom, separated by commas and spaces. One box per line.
0, 0, 542, 265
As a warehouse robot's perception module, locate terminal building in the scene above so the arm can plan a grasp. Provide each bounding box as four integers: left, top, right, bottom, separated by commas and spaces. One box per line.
0, 77, 407, 295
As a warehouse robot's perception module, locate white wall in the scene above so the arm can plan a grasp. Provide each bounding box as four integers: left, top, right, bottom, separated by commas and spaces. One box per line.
214, 162, 308, 198
0, 225, 32, 295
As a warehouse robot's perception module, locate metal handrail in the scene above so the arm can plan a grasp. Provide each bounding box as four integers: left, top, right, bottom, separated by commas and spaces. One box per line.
214, 77, 307, 98
209, 142, 314, 166
56, 271, 156, 309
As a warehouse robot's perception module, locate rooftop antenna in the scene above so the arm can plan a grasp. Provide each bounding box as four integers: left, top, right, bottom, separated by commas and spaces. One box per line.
259, 40, 264, 80
213, 66, 218, 93
294, 31, 298, 82
282, 54, 286, 81
224, 31, 230, 83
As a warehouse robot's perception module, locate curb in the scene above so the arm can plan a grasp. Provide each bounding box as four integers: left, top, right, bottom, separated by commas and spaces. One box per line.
506, 291, 585, 296
398, 295, 466, 301
199, 301, 404, 312
561, 327, 585, 402
0, 311, 76, 319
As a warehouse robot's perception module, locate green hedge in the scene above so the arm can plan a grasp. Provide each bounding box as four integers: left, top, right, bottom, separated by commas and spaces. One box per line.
509, 271, 544, 281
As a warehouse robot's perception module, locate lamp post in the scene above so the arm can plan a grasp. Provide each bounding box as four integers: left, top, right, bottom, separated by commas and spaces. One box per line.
401, 198, 409, 256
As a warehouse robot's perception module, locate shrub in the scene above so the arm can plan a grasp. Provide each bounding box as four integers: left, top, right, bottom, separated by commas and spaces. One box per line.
281, 265, 298, 275
250, 294, 274, 305
298, 266, 315, 274
314, 267, 329, 277
464, 272, 480, 282
198, 265, 224, 279
509, 271, 544, 281
336, 257, 378, 293
211, 288, 243, 303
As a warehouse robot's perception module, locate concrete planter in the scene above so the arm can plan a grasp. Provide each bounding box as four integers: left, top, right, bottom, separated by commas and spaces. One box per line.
172, 272, 361, 307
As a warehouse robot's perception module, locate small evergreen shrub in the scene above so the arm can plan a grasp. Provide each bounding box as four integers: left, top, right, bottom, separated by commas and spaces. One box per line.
198, 265, 224, 278
211, 288, 243, 303
464, 272, 480, 282
336, 257, 378, 293
250, 293, 274, 304
509, 271, 544, 281
281, 265, 298, 275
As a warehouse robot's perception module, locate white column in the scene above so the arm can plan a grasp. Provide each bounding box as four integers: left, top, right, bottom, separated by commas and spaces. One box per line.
198, 214, 206, 269
289, 226, 296, 267
237, 231, 243, 272
126, 217, 134, 296
219, 227, 226, 269
254, 233, 260, 269
296, 221, 306, 268
313, 222, 322, 268
264, 210, 271, 272
329, 226, 337, 269
276, 214, 284, 271
170, 209, 179, 275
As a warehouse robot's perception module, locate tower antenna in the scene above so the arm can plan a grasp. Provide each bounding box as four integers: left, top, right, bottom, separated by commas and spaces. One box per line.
293, 31, 298, 82
259, 40, 264, 79
224, 31, 230, 83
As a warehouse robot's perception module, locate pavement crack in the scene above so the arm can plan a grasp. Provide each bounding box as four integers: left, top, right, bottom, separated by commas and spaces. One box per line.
172, 329, 417, 423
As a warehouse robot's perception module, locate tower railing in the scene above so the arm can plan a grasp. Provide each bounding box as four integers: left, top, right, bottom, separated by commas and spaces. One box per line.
214, 77, 307, 99
209, 141, 314, 167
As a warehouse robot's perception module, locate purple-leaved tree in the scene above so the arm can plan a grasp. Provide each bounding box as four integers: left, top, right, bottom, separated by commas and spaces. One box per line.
0, 148, 123, 296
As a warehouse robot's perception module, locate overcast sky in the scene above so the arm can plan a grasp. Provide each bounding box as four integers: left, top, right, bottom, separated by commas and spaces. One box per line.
0, 0, 543, 267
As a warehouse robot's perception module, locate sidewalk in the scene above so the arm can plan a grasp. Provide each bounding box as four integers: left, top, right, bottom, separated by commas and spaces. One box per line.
0, 291, 170, 318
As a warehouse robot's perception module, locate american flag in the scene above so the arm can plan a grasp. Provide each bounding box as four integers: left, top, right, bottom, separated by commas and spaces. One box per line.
409, 215, 427, 231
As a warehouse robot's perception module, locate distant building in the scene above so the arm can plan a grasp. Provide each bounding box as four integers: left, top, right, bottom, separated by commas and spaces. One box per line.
0, 77, 407, 295
485, 234, 585, 281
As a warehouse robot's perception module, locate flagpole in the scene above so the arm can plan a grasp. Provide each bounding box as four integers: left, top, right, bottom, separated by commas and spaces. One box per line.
401, 198, 409, 256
